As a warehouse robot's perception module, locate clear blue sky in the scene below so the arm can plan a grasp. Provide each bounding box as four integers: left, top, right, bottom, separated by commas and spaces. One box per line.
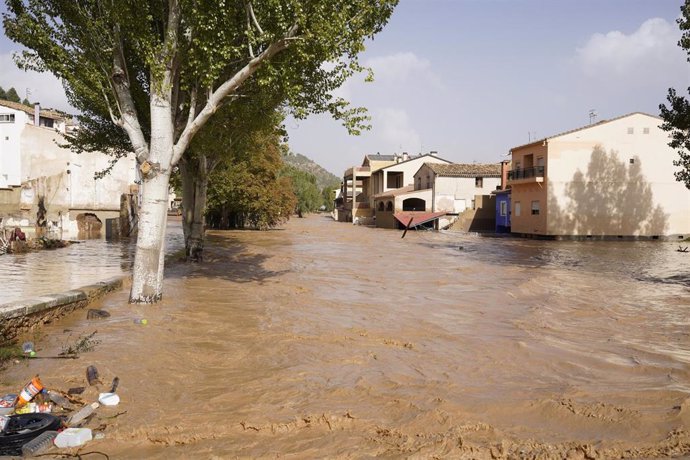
2, 0, 689, 175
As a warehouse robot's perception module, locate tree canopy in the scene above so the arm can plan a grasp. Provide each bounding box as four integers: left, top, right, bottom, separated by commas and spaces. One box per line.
659, 0, 690, 189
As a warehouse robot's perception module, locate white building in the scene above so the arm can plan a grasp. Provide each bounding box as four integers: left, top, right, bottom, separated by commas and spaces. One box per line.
0, 100, 136, 239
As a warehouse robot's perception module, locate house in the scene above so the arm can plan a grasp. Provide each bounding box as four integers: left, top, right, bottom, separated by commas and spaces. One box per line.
338, 153, 397, 223
0, 100, 137, 239
507, 112, 690, 239
372, 161, 503, 230
494, 188, 511, 233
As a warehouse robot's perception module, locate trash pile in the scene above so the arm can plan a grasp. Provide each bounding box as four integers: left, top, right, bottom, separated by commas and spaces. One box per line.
0, 365, 121, 457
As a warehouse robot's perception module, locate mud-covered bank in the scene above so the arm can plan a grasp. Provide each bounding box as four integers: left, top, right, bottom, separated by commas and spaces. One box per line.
1, 215, 689, 458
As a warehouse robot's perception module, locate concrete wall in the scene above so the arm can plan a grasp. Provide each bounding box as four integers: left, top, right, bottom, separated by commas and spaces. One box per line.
0, 106, 28, 187
547, 113, 689, 237
0, 124, 136, 239
433, 175, 501, 213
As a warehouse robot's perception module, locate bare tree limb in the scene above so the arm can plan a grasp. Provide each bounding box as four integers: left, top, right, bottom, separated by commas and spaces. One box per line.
111, 29, 149, 163
171, 24, 299, 165
247, 2, 264, 35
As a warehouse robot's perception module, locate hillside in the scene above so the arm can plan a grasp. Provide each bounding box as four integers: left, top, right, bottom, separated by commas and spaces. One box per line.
283, 152, 340, 190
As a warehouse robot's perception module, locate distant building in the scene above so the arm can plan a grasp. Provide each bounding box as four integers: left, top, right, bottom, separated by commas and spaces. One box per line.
0, 100, 136, 239
372, 161, 503, 230
507, 112, 690, 239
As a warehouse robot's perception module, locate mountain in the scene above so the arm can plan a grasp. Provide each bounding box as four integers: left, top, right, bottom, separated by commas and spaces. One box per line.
282, 152, 340, 190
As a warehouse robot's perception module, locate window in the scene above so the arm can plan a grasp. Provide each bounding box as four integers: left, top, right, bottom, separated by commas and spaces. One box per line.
475, 177, 483, 188
386, 201, 393, 212
627, 127, 634, 134
417, 177, 421, 189
500, 201, 507, 216
531, 200, 540, 215
629, 158, 635, 164
643, 127, 650, 134
426, 175, 431, 188
0, 114, 15, 123
515, 202, 521, 217
378, 202, 384, 211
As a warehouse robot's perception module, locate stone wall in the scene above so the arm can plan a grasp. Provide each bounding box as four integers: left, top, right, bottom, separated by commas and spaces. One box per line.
0, 276, 124, 344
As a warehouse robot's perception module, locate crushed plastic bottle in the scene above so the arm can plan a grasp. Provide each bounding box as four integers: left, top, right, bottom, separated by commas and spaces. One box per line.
68, 402, 99, 426
21, 342, 36, 357
21, 430, 58, 456
133, 318, 148, 325
46, 390, 71, 409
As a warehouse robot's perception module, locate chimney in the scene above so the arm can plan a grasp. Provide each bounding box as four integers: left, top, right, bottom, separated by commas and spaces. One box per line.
500, 160, 510, 190
402, 152, 409, 161
34, 102, 40, 127
429, 151, 438, 157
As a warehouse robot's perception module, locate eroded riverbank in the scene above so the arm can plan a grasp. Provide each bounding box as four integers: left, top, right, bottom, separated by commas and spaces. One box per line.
1, 215, 689, 458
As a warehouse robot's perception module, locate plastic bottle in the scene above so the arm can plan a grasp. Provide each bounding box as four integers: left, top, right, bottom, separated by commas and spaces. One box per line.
68, 402, 99, 426
17, 376, 44, 406
46, 390, 71, 409
21, 430, 57, 457
134, 318, 148, 325
54, 428, 92, 448
109, 377, 120, 393
86, 365, 99, 386
22, 342, 34, 353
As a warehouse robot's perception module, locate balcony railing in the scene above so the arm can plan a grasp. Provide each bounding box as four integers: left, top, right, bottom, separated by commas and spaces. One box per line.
508, 166, 545, 181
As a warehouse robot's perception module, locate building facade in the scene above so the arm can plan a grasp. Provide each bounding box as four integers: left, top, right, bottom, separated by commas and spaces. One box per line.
507, 112, 690, 239
0, 100, 137, 239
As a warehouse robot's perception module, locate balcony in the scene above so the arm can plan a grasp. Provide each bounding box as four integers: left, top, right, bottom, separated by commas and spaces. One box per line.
507, 166, 545, 184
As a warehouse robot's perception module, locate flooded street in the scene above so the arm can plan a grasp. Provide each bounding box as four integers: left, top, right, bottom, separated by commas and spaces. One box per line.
0, 220, 184, 304
2, 215, 690, 458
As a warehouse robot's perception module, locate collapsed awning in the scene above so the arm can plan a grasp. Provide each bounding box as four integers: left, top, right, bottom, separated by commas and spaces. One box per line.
394, 211, 447, 228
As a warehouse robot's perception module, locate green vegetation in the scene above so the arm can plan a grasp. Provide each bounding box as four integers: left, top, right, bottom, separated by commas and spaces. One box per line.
2, 86, 21, 103
282, 166, 323, 217
282, 151, 339, 190
281, 150, 340, 211
206, 131, 296, 230
659, 1, 690, 190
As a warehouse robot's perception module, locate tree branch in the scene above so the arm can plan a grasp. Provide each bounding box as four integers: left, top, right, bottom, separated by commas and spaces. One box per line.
111, 30, 149, 163
172, 24, 299, 165
247, 2, 264, 35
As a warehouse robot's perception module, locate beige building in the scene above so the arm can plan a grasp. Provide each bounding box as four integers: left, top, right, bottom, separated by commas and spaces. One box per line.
507, 112, 690, 239
372, 162, 502, 230
0, 100, 137, 239
338, 153, 397, 223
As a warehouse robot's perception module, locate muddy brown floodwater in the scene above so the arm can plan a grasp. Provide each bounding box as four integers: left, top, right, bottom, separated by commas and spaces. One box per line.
2, 215, 690, 458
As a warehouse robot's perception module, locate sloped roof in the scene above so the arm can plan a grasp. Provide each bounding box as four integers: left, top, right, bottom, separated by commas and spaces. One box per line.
372, 185, 416, 199
0, 99, 66, 120
424, 162, 501, 177
365, 153, 397, 161
394, 211, 446, 228
377, 153, 452, 172
510, 112, 662, 152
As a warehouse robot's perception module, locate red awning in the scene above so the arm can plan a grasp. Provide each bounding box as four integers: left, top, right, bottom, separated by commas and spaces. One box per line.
393, 211, 447, 228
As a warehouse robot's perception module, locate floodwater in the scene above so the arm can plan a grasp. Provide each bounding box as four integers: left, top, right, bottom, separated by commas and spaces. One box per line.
0, 219, 184, 304
2, 215, 690, 458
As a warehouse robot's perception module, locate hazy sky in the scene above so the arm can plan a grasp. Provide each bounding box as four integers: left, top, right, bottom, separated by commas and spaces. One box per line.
1, 0, 688, 176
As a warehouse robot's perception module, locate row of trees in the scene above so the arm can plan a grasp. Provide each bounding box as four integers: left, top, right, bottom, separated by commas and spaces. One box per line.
0, 86, 31, 105
3, 0, 396, 302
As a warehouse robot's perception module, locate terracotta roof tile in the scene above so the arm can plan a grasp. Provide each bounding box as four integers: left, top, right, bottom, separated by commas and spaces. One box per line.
425, 162, 501, 177
0, 99, 66, 120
